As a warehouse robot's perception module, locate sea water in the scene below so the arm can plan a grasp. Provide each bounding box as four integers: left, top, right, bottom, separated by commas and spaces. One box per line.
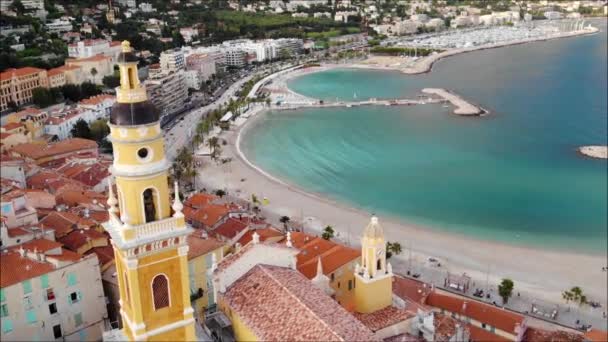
242, 23, 608, 253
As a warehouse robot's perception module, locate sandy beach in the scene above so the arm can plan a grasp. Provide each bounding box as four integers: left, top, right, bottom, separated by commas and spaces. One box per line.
579, 145, 608, 159
194, 25, 607, 309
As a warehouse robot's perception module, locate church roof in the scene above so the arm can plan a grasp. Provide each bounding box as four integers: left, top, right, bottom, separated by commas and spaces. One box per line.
221, 264, 378, 341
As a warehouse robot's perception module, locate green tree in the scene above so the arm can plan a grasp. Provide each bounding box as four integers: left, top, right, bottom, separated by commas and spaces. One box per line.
102, 75, 120, 88
206, 136, 221, 161
90, 119, 110, 142
90, 67, 98, 82
32, 87, 56, 108
386, 241, 402, 259
70, 119, 92, 139
9, 0, 25, 14
321, 225, 334, 240
498, 278, 515, 304
215, 189, 226, 198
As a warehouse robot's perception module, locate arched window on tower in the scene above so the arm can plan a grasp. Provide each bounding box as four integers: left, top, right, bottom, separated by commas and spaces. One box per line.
152, 274, 170, 310
143, 188, 157, 223
128, 67, 135, 89
377, 259, 382, 271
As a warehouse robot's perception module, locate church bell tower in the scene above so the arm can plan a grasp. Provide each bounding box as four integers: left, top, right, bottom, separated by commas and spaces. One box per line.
354, 216, 393, 313
103, 41, 195, 341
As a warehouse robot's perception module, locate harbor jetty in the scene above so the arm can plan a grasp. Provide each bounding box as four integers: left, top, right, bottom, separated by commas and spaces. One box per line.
422, 88, 485, 115
578, 145, 608, 159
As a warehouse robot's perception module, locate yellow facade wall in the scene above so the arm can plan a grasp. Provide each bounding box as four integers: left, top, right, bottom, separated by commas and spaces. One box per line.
112, 139, 165, 165
329, 260, 357, 311
354, 276, 392, 314
189, 247, 223, 321
218, 297, 259, 342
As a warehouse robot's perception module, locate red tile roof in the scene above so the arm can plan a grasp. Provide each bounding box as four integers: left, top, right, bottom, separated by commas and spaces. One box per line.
238, 227, 283, 246
584, 329, 608, 342
66, 54, 112, 63
11, 138, 98, 162
426, 292, 524, 335
79, 94, 115, 106
58, 228, 108, 252
187, 232, 224, 260
0, 248, 55, 288
288, 232, 360, 279
39, 211, 97, 237
85, 245, 115, 268
523, 327, 583, 342
212, 218, 248, 240
6, 226, 32, 237
0, 67, 45, 80
222, 264, 377, 341
393, 276, 433, 304
7, 108, 42, 120
467, 324, 510, 342
187, 204, 230, 227
185, 193, 218, 208
354, 306, 414, 332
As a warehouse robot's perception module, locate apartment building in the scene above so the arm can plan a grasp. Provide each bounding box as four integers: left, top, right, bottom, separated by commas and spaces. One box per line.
77, 94, 115, 120
185, 53, 216, 82
44, 107, 96, 141
47, 65, 84, 88
67, 39, 122, 62
0, 239, 107, 341
65, 55, 113, 84
0, 187, 38, 229
4, 108, 48, 141
144, 65, 188, 117
0, 67, 49, 112
160, 48, 186, 72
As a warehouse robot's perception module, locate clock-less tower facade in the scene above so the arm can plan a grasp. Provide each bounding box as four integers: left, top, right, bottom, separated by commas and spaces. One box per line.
103, 41, 195, 341
354, 216, 393, 313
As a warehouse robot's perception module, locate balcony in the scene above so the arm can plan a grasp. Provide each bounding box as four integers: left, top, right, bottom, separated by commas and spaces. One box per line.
132, 216, 184, 241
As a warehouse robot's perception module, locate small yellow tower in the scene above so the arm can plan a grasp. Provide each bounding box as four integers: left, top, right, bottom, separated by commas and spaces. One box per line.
354, 216, 393, 313
103, 41, 195, 341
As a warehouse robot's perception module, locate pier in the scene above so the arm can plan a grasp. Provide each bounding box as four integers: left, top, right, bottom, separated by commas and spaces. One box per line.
422, 88, 485, 115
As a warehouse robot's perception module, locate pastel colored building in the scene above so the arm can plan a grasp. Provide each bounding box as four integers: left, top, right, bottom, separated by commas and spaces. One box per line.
0, 239, 107, 341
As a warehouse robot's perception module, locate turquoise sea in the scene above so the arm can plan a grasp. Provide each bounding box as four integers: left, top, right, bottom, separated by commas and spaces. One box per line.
242, 22, 608, 253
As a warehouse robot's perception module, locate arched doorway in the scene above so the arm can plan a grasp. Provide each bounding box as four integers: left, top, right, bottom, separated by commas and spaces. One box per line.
143, 188, 157, 223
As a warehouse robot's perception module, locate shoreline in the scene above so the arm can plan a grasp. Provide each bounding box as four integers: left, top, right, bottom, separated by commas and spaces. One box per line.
196, 27, 607, 305
578, 145, 608, 159
355, 26, 599, 74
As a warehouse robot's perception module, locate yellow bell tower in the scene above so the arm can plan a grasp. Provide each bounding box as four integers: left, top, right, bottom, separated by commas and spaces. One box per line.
103, 41, 196, 341
354, 216, 393, 313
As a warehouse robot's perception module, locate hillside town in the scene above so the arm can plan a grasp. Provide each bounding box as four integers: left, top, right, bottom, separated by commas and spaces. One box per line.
1, 0, 607, 341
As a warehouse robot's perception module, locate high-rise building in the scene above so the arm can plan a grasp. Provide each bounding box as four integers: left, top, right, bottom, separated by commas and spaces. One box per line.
159, 49, 185, 72
102, 41, 196, 341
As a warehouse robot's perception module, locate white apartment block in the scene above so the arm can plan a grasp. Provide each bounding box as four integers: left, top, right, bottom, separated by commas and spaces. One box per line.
77, 94, 116, 120
138, 1, 155, 12
159, 48, 186, 72
67, 39, 122, 61
184, 70, 202, 90
45, 19, 73, 33
185, 53, 216, 82
0, 189, 37, 229
44, 107, 96, 141
145, 68, 188, 117
117, 0, 136, 8
0, 240, 107, 341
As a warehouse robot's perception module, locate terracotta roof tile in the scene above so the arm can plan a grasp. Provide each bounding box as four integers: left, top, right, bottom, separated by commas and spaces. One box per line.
238, 227, 283, 246
212, 218, 248, 240
0, 249, 55, 288
524, 327, 583, 342
0, 67, 45, 80
583, 329, 608, 342
222, 264, 378, 341
58, 229, 108, 252
288, 232, 360, 279
187, 232, 224, 260
467, 324, 510, 342
393, 276, 433, 304
85, 245, 114, 268
426, 292, 524, 335
39, 211, 97, 237
185, 193, 218, 208
78, 94, 115, 106
11, 138, 97, 162
187, 204, 230, 227
353, 306, 414, 332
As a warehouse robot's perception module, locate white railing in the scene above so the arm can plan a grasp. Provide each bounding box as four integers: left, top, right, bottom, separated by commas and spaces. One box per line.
133, 216, 180, 240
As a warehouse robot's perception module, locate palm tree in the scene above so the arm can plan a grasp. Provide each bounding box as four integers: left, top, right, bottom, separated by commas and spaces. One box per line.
91, 67, 98, 83
207, 137, 220, 162
279, 216, 290, 231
